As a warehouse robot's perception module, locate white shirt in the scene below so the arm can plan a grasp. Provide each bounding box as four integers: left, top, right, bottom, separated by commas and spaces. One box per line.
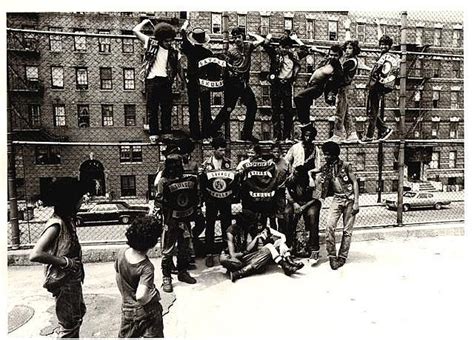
144, 37, 168, 78
278, 55, 294, 79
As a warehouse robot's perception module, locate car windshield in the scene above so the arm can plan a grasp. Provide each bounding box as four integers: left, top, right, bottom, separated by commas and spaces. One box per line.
403, 192, 416, 198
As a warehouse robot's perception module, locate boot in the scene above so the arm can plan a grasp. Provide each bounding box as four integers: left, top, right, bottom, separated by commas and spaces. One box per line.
337, 257, 346, 268
279, 258, 297, 276
329, 257, 340, 270
177, 271, 197, 284
285, 256, 304, 271
162, 276, 173, 293
230, 264, 255, 282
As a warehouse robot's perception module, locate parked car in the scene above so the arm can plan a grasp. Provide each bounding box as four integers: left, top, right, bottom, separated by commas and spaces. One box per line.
384, 191, 451, 212
76, 201, 149, 226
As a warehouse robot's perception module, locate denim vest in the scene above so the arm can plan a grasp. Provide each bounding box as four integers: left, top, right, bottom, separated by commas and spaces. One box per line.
143, 39, 179, 81
319, 160, 354, 199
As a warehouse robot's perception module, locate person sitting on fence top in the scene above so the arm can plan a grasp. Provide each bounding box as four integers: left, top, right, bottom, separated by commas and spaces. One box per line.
313, 141, 360, 270
133, 19, 183, 143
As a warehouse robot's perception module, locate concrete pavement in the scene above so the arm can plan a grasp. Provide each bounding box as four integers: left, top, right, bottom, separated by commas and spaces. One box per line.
6, 222, 472, 339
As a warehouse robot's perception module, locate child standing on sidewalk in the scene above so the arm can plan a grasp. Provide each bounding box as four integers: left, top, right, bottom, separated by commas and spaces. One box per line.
115, 216, 164, 338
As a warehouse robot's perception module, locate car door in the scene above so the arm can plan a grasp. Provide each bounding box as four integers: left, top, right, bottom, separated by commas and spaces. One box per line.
416, 193, 429, 208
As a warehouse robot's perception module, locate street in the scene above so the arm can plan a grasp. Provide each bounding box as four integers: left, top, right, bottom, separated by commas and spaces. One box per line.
6, 233, 471, 339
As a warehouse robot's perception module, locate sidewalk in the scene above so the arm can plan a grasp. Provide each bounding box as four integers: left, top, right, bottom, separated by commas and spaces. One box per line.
7, 222, 467, 338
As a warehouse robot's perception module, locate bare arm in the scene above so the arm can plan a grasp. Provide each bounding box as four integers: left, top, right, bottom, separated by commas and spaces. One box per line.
246, 234, 260, 252
348, 165, 360, 214
133, 19, 153, 45
248, 32, 265, 47
375, 18, 383, 41
289, 33, 305, 46
136, 284, 156, 305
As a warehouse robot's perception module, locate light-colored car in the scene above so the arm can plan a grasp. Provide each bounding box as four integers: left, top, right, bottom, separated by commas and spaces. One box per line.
384, 191, 451, 212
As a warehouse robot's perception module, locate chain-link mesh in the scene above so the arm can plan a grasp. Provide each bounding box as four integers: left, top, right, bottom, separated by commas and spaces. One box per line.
7, 11, 464, 248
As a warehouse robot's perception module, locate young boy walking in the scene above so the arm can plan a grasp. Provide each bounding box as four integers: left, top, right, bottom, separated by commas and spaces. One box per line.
115, 216, 164, 338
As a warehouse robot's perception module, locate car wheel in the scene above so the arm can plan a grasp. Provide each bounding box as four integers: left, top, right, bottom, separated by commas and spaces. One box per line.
434, 203, 442, 210
402, 204, 410, 212
120, 216, 130, 224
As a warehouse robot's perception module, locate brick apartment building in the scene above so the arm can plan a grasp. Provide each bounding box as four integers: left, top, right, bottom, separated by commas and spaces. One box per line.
6, 11, 464, 201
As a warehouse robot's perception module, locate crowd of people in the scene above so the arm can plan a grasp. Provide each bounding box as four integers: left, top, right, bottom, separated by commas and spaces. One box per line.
29, 17, 401, 338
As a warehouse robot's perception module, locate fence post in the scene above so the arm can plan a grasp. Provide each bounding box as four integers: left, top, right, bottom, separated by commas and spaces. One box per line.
397, 11, 408, 226
377, 95, 385, 203
7, 99, 21, 249
222, 12, 231, 141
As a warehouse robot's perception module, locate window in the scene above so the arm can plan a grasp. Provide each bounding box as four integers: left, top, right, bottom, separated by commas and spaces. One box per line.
98, 30, 111, 53
431, 121, 439, 137
391, 179, 399, 192
356, 121, 366, 139
35, 146, 61, 165
25, 66, 39, 81
76, 67, 88, 90
452, 61, 461, 78
49, 27, 62, 51
28, 104, 41, 127
356, 23, 365, 42
306, 20, 315, 40
102, 105, 114, 126
449, 122, 459, 138
328, 121, 335, 138
122, 30, 134, 53
123, 68, 135, 90
328, 21, 338, 41
284, 18, 293, 31
213, 93, 222, 105
450, 91, 459, 109
448, 151, 457, 168
414, 90, 421, 108
238, 14, 247, 34
77, 104, 90, 128
124, 104, 136, 126
262, 85, 271, 106
432, 90, 440, 108
100, 67, 112, 90
357, 179, 366, 193
51, 66, 64, 89
53, 105, 66, 127
73, 28, 87, 51
432, 60, 440, 78
356, 153, 365, 171
416, 27, 424, 45
260, 16, 270, 36
120, 144, 142, 163
121, 175, 136, 196
453, 29, 461, 48
22, 25, 36, 50
430, 152, 440, 169
211, 13, 222, 34
434, 28, 442, 46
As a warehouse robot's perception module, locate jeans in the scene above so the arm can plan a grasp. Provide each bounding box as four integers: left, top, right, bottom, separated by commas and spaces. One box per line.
334, 86, 355, 138
294, 79, 325, 124
270, 80, 294, 140
210, 78, 257, 137
118, 296, 164, 338
365, 82, 388, 138
187, 79, 212, 139
55, 281, 86, 338
146, 77, 173, 135
284, 200, 322, 252
220, 247, 272, 273
205, 200, 232, 255
161, 219, 189, 277
325, 196, 356, 259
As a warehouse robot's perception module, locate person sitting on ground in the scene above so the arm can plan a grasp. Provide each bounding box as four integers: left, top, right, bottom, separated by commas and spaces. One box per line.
115, 216, 164, 338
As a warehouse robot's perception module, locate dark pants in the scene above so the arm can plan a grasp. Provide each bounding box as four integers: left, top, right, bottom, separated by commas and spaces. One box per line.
55, 281, 86, 338
210, 78, 257, 137
187, 79, 212, 139
161, 219, 189, 277
146, 77, 173, 135
270, 80, 293, 140
118, 296, 164, 338
220, 247, 272, 273
285, 200, 322, 252
365, 82, 388, 138
294, 79, 326, 124
205, 200, 232, 254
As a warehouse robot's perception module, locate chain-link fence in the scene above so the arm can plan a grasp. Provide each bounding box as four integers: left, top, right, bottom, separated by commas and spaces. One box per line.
7, 11, 464, 249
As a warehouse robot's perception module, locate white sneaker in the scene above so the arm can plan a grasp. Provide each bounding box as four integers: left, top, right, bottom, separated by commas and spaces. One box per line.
149, 135, 159, 144
308, 251, 320, 266
328, 135, 343, 143
345, 132, 360, 143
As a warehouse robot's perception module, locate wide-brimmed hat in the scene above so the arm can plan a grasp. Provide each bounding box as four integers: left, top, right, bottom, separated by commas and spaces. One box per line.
188, 28, 210, 45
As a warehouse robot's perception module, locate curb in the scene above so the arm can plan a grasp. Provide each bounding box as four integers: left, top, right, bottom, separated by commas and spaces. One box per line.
8, 222, 464, 266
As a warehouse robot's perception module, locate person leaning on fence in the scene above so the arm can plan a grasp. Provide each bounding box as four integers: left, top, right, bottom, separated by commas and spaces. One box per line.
201, 137, 234, 267
330, 40, 372, 143
29, 178, 88, 338
115, 216, 164, 338
294, 44, 344, 124
262, 32, 309, 142
312, 141, 360, 270
133, 19, 183, 143
179, 19, 213, 141
209, 27, 265, 142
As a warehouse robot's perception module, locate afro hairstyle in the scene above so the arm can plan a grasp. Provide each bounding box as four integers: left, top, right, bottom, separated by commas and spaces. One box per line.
329, 44, 343, 58
125, 215, 162, 251
279, 36, 293, 48
211, 136, 227, 149
342, 39, 361, 56
154, 22, 177, 42
379, 34, 393, 47
41, 177, 87, 208
231, 27, 246, 38
321, 141, 341, 157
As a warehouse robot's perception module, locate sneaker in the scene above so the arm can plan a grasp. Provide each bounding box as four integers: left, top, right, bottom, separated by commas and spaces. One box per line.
379, 128, 393, 141
177, 271, 197, 284
162, 277, 173, 293
345, 132, 360, 143
149, 135, 159, 144
359, 136, 375, 144
337, 257, 346, 268
328, 134, 343, 143
308, 251, 320, 266
205, 254, 214, 267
